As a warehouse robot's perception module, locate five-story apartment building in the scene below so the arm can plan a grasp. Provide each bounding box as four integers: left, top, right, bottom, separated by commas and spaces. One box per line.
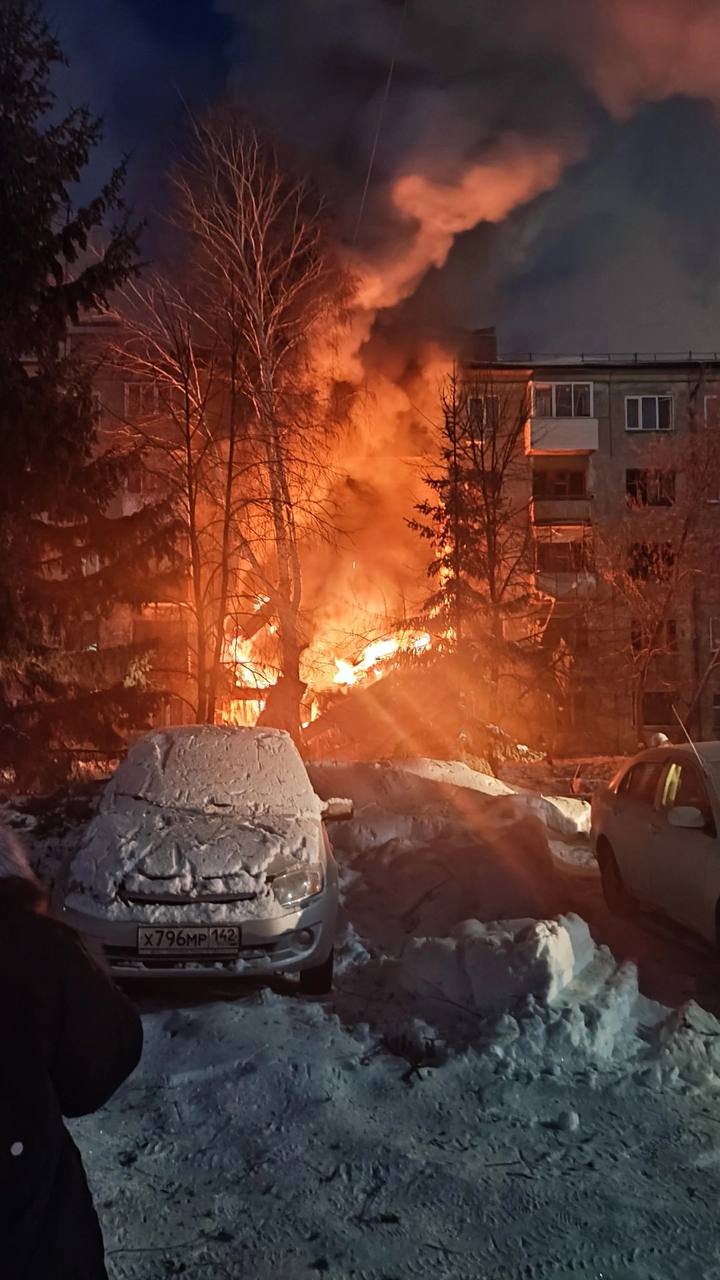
468, 334, 720, 750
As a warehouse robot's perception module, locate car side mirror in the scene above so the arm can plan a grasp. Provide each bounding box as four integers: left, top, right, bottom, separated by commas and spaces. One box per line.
667, 805, 706, 830
322, 797, 354, 821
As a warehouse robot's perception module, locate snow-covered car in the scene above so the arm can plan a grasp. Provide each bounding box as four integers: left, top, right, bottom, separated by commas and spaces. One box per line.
58, 725, 352, 992
591, 740, 720, 943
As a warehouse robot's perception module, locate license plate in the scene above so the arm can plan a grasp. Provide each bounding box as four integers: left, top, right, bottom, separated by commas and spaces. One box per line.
137, 925, 241, 956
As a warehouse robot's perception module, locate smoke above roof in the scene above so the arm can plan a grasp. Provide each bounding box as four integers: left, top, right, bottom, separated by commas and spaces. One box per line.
220, 0, 720, 357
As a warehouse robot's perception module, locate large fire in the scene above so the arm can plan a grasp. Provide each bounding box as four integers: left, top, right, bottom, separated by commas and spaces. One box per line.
332, 630, 431, 687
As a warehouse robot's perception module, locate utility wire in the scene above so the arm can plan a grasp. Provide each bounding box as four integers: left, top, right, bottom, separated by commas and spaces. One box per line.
353, 0, 409, 245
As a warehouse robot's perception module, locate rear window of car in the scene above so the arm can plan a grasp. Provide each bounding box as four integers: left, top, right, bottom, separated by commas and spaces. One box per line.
618, 761, 664, 805
660, 761, 712, 814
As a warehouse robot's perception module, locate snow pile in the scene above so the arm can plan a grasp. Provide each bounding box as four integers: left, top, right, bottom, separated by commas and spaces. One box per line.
74, 986, 720, 1280
650, 1002, 720, 1088
398, 913, 596, 1017
309, 758, 590, 855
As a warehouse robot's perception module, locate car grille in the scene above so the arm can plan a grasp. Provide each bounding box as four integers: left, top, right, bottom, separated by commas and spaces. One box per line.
118, 888, 258, 905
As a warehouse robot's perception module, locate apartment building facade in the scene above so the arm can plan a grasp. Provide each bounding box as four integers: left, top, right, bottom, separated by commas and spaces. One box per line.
67, 313, 198, 729
468, 338, 720, 751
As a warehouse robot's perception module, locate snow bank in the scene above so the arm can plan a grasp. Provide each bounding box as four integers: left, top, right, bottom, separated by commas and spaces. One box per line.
399, 913, 596, 1016
309, 758, 590, 853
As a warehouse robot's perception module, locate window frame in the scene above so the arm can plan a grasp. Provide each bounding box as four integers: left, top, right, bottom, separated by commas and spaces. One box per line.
617, 760, 665, 806
628, 540, 675, 582
532, 381, 593, 419
641, 689, 676, 727
659, 759, 715, 832
467, 392, 499, 429
532, 467, 588, 499
624, 394, 674, 433
535, 538, 593, 574
625, 468, 675, 508
123, 381, 161, 419
705, 394, 720, 429
630, 619, 678, 657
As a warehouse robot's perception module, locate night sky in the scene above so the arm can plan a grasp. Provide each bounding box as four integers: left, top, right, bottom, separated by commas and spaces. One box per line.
54, 0, 720, 357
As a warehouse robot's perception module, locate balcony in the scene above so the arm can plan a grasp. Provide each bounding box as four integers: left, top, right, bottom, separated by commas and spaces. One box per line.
530, 496, 593, 524
525, 417, 599, 455
535, 571, 597, 600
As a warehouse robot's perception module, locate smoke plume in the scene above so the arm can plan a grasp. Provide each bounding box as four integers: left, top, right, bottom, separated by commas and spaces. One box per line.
214, 0, 720, 672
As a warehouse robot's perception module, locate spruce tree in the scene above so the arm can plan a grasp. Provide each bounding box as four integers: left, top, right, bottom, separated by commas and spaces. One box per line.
408, 370, 488, 651
0, 1, 178, 786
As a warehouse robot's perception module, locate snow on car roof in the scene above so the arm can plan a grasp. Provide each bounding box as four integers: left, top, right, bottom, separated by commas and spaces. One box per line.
103, 725, 322, 818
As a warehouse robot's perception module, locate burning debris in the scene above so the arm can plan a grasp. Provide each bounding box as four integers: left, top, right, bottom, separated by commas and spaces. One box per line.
305, 651, 541, 772
332, 630, 431, 688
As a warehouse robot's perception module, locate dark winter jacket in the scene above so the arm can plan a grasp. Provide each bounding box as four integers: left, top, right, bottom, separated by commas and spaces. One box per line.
0, 876, 143, 1280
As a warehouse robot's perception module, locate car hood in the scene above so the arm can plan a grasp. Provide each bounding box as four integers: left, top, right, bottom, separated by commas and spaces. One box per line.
65, 797, 323, 922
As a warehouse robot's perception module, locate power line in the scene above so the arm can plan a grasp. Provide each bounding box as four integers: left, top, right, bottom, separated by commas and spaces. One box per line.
353, 0, 409, 245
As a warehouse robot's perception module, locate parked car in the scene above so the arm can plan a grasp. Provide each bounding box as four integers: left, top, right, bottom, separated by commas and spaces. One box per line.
57, 725, 353, 992
591, 740, 720, 944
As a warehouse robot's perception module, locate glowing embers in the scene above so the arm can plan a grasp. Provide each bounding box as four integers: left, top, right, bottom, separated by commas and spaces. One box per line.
333, 630, 431, 687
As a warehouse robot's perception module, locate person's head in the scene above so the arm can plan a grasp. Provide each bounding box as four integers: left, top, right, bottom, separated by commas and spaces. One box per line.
0, 822, 46, 913
649, 732, 670, 749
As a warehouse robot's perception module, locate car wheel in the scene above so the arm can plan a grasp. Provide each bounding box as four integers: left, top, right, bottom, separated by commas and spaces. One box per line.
298, 947, 334, 995
598, 840, 637, 917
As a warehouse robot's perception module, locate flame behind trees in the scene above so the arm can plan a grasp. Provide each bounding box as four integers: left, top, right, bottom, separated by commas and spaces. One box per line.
118, 116, 352, 731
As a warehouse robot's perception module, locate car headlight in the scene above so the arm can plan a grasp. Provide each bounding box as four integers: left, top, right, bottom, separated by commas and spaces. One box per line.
271, 864, 324, 908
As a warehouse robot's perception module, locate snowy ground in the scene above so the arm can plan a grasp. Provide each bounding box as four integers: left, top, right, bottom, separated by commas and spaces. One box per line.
11, 758, 720, 1278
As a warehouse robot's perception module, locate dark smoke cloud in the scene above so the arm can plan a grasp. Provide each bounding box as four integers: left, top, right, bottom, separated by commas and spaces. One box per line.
220, 0, 720, 356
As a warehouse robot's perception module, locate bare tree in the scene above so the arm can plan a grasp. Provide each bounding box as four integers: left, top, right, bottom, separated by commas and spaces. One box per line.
169, 113, 350, 736
113, 273, 258, 723
594, 429, 720, 735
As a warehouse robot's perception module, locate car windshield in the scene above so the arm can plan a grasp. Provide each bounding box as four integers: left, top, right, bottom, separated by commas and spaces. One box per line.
105, 726, 321, 818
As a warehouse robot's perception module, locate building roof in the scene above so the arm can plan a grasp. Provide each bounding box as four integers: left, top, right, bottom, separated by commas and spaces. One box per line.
470, 352, 720, 373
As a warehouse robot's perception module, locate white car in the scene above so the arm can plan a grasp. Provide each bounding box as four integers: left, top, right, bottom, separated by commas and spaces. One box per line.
591, 741, 720, 944
58, 725, 352, 991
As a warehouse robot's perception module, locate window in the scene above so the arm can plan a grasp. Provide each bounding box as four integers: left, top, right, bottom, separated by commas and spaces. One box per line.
660, 762, 713, 828
626, 469, 675, 507
133, 609, 190, 675
705, 395, 720, 428
532, 468, 587, 498
618, 761, 664, 804
467, 394, 499, 429
533, 382, 592, 418
544, 613, 589, 652
125, 458, 165, 496
91, 390, 103, 422
124, 382, 160, 418
81, 552, 101, 577
628, 541, 674, 582
625, 395, 673, 431
536, 539, 592, 573
642, 690, 676, 726
630, 619, 678, 656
